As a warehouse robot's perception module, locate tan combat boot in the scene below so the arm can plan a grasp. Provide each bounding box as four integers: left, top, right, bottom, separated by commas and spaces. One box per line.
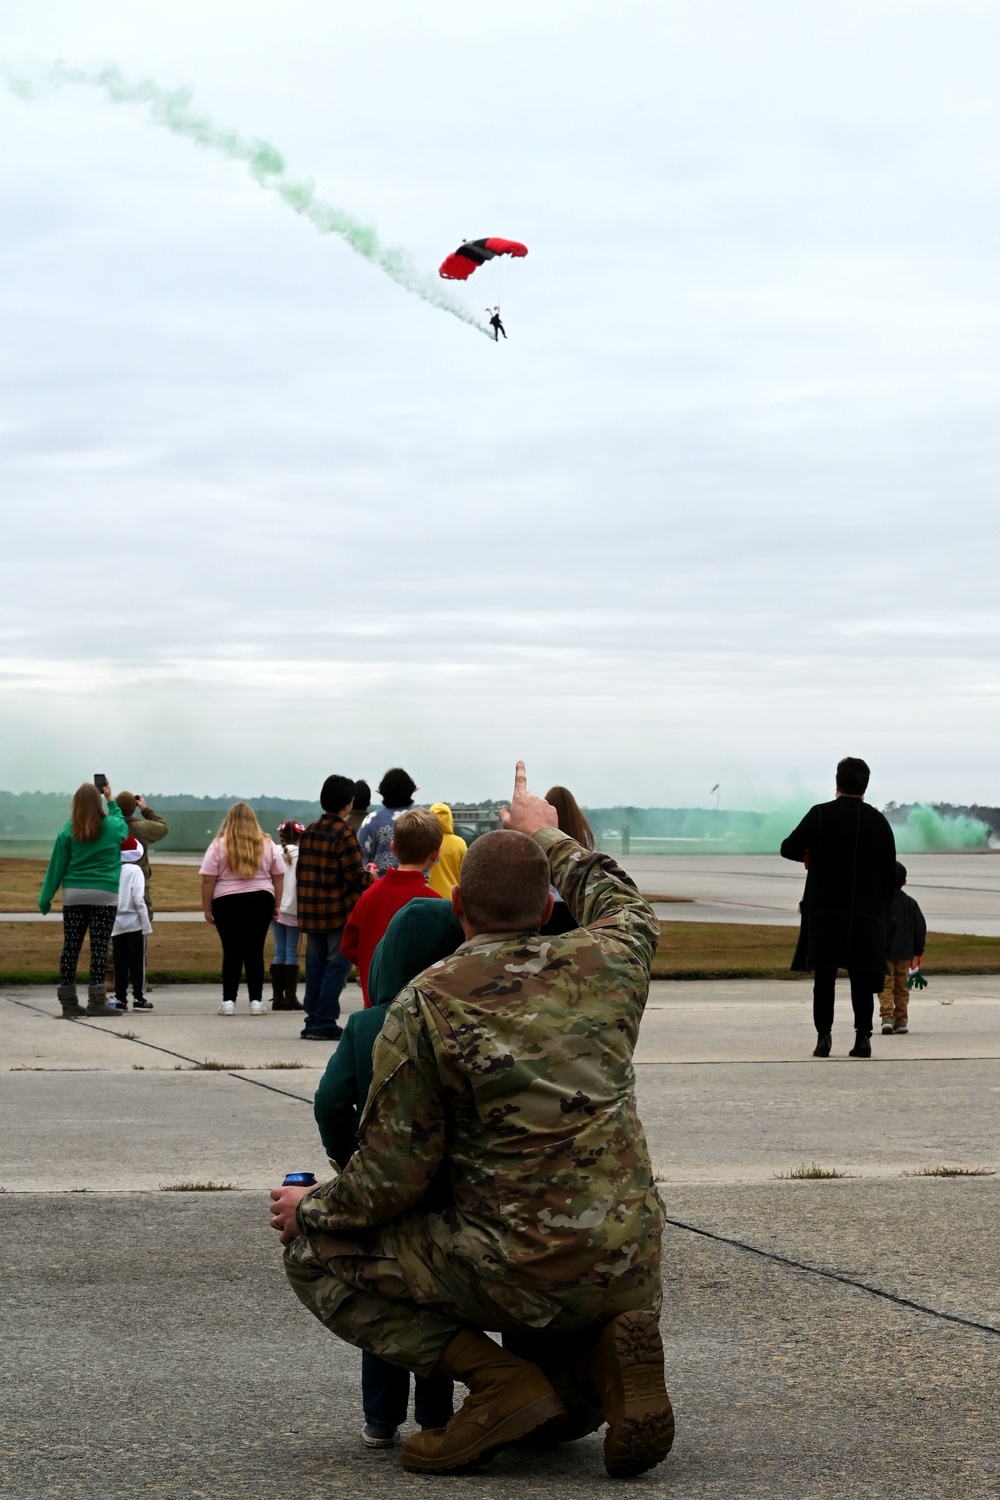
587, 1310, 675, 1477
401, 1329, 566, 1473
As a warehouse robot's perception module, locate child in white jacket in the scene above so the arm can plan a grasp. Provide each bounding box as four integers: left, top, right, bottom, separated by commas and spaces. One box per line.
112, 837, 153, 1012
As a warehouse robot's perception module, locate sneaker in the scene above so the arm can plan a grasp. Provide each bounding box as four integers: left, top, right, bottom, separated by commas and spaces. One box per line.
133, 998, 154, 1011
361, 1423, 398, 1449
812, 1032, 832, 1058
881, 1021, 894, 1035
849, 1033, 872, 1058
218, 1000, 236, 1016
249, 1000, 265, 1016
894, 1022, 908, 1034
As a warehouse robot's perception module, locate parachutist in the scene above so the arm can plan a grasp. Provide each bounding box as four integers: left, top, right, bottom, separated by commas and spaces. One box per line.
488, 307, 507, 341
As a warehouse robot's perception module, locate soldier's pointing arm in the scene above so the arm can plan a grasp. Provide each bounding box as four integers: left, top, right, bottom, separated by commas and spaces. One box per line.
297, 987, 447, 1237
497, 759, 658, 976
535, 827, 660, 978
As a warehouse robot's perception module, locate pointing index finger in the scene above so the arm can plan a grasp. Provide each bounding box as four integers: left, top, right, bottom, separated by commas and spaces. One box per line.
513, 760, 527, 799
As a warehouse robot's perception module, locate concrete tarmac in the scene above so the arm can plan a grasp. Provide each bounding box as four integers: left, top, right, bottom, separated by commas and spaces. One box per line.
2, 979, 998, 1497
621, 851, 1000, 934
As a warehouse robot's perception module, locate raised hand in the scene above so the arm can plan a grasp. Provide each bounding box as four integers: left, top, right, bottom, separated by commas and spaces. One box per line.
498, 761, 558, 837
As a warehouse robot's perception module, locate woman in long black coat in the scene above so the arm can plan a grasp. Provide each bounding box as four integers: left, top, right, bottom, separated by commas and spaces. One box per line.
781, 790, 897, 1054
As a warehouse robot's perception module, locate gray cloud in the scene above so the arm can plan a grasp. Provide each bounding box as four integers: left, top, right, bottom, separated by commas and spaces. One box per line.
1, 1, 998, 804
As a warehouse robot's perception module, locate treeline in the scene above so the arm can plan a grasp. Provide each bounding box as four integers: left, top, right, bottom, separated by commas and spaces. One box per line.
0, 790, 321, 846
2, 791, 996, 852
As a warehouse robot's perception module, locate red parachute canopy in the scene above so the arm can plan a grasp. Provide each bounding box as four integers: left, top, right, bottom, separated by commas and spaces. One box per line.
438, 237, 528, 281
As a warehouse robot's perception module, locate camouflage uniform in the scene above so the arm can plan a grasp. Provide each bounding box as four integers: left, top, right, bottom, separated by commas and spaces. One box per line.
284, 827, 665, 1377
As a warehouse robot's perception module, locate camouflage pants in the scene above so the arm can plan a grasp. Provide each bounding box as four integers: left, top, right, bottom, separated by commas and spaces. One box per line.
284, 1212, 662, 1379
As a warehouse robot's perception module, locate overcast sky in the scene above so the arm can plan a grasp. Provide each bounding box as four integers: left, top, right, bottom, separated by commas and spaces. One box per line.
1, 1, 998, 808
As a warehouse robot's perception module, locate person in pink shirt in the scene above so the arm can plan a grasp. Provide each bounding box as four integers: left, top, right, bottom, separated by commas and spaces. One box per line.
200, 803, 285, 1016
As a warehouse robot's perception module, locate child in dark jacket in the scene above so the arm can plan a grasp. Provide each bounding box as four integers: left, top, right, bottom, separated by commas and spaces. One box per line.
879, 862, 927, 1035
314, 898, 464, 1449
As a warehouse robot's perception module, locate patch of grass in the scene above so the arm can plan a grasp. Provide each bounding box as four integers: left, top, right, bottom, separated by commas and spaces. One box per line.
0, 855, 203, 912
776, 1162, 853, 1180
4, 908, 1000, 982
116, 1030, 138, 1040
160, 1181, 237, 1192
909, 1165, 996, 1178
0, 917, 277, 983
651, 923, 1000, 980
131, 1064, 145, 1071
192, 1059, 304, 1072
640, 893, 695, 904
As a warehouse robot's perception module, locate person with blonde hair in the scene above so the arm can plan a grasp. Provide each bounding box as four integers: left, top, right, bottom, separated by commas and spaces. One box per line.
200, 802, 285, 1016
38, 779, 130, 1018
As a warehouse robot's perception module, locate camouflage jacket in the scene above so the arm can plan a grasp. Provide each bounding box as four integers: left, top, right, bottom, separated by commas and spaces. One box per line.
297, 828, 664, 1316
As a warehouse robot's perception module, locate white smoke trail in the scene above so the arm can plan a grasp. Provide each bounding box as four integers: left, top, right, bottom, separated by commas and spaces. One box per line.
1, 58, 490, 335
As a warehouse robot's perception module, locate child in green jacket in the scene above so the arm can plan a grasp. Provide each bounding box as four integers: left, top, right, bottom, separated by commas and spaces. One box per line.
39, 781, 129, 1018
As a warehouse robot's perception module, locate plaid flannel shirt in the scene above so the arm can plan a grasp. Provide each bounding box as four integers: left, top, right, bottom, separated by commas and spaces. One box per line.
295, 813, 367, 933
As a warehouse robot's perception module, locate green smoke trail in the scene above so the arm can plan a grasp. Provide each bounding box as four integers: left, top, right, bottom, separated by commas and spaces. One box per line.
0, 58, 490, 335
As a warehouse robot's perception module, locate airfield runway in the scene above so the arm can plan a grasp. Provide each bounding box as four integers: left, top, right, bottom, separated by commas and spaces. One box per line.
620, 851, 1000, 935
2, 975, 997, 1498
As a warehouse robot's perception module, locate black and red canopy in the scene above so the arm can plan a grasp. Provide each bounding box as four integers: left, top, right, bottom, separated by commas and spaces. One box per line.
438, 237, 528, 281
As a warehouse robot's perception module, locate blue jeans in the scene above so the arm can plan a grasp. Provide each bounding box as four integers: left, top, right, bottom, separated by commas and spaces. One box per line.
272, 920, 300, 964
362, 1350, 454, 1430
304, 928, 349, 1033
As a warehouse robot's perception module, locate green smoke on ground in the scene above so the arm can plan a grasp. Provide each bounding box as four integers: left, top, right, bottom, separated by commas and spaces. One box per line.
587, 802, 994, 855
1, 58, 490, 335
891, 805, 991, 854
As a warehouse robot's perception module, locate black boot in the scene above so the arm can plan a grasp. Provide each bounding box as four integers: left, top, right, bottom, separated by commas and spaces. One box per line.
270, 964, 290, 1009
283, 964, 304, 1011
849, 1032, 872, 1058
813, 1032, 832, 1058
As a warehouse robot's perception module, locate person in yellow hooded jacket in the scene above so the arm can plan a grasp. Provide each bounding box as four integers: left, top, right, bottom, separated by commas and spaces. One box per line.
426, 803, 468, 898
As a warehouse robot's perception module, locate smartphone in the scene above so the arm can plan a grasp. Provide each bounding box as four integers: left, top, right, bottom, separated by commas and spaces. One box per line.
94, 774, 107, 790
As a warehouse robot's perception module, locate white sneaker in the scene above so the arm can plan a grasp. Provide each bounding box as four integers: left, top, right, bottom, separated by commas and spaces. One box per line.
249, 1000, 265, 1016
218, 1000, 236, 1016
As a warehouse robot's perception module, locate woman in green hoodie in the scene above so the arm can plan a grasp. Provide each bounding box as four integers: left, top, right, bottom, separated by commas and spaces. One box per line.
39, 781, 130, 1018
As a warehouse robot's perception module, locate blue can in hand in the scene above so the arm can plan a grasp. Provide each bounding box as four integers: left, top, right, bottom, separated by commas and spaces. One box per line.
282, 1172, 317, 1187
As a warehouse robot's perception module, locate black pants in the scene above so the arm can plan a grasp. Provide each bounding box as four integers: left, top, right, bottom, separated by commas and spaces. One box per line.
361, 1350, 454, 1430
60, 905, 116, 987
113, 930, 146, 1002
211, 892, 274, 1001
813, 968, 883, 1037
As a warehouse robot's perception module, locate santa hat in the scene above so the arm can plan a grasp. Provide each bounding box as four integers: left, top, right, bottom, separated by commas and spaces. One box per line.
121, 836, 144, 863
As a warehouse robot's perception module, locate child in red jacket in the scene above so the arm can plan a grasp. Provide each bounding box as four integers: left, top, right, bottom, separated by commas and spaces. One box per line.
341, 809, 444, 1005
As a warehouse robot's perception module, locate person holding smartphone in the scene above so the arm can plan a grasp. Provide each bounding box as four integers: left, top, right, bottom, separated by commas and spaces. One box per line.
38, 777, 130, 1018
